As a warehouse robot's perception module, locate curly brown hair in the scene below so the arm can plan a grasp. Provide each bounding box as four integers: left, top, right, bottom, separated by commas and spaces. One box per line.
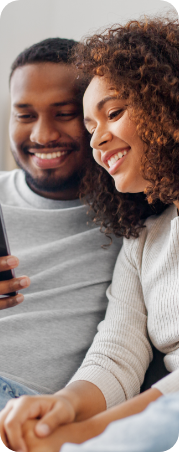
73, 16, 179, 238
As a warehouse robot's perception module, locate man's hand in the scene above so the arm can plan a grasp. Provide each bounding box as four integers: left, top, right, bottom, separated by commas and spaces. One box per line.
0, 255, 30, 309
0, 394, 76, 452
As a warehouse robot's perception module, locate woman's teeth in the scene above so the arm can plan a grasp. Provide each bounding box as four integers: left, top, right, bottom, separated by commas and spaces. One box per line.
34, 150, 68, 160
108, 150, 127, 168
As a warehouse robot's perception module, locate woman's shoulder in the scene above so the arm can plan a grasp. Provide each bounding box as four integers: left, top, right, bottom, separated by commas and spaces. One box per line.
122, 204, 177, 267
144, 203, 176, 231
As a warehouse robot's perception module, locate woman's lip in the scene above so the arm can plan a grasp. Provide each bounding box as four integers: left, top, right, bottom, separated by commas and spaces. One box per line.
31, 150, 72, 169
107, 149, 130, 175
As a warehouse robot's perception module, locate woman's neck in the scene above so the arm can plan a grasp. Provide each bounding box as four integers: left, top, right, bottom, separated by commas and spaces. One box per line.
173, 201, 179, 214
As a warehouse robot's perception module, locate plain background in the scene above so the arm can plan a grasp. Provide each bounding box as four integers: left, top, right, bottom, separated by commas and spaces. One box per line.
0, 0, 178, 171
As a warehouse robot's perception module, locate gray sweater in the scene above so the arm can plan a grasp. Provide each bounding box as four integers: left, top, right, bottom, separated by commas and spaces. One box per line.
0, 170, 122, 394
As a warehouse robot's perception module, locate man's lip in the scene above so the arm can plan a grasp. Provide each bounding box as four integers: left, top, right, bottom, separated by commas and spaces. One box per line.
28, 148, 71, 155
102, 147, 131, 165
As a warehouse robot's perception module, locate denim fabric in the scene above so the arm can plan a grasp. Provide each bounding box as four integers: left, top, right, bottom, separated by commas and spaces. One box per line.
0, 376, 39, 411
62, 393, 179, 452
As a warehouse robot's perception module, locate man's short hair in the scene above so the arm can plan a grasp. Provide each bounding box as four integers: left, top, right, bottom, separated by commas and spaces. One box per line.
10, 37, 78, 81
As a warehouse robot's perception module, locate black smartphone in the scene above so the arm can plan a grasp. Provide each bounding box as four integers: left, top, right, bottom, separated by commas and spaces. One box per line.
0, 204, 17, 296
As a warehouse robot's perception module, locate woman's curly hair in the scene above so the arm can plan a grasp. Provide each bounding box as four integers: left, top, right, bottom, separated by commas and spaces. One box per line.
73, 16, 179, 239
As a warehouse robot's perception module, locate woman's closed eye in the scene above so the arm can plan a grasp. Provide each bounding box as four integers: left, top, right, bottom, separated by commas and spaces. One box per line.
108, 109, 125, 120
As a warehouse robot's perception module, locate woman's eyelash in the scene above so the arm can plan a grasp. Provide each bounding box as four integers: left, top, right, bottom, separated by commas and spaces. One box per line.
88, 108, 125, 135
108, 109, 124, 119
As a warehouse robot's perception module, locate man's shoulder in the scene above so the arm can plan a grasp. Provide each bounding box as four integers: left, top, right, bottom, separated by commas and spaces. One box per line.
0, 169, 21, 205
0, 169, 19, 182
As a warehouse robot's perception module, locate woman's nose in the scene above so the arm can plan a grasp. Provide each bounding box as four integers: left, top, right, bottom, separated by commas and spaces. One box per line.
91, 131, 113, 149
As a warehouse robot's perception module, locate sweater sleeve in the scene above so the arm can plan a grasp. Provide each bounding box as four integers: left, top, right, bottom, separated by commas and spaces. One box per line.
69, 238, 153, 409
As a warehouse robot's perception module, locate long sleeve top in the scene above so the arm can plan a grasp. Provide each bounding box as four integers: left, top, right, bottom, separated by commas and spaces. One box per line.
0, 170, 121, 393
70, 204, 179, 408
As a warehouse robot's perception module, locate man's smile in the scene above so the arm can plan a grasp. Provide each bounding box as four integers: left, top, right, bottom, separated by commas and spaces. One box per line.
28, 148, 74, 169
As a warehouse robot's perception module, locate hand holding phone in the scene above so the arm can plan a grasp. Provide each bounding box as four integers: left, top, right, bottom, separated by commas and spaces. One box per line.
0, 205, 30, 309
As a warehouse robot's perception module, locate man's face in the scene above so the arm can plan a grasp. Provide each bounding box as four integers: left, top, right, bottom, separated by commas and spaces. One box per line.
9, 62, 90, 199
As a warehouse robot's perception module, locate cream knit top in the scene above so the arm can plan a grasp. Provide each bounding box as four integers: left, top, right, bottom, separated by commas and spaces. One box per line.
70, 204, 179, 408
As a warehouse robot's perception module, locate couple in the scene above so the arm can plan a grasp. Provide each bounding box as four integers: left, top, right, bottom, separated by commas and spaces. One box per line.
1, 15, 179, 452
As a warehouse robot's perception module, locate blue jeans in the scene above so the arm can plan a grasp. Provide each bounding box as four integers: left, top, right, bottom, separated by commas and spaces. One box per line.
61, 393, 179, 452
0, 376, 39, 411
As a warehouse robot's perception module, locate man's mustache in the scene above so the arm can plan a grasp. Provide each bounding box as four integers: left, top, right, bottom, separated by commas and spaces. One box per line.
23, 142, 80, 152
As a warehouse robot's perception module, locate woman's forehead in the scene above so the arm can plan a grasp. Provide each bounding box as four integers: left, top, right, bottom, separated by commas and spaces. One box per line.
83, 76, 115, 110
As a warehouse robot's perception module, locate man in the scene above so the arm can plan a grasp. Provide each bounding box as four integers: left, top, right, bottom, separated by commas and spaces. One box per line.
0, 37, 121, 409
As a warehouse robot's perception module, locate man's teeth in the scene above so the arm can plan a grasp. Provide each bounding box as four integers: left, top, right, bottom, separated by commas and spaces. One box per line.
34, 151, 68, 159
108, 150, 127, 168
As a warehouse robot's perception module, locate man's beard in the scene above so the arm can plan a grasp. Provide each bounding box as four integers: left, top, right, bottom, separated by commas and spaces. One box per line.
11, 139, 86, 195
24, 168, 84, 194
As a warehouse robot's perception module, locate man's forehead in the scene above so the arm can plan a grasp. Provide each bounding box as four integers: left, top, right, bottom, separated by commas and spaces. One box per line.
10, 62, 79, 100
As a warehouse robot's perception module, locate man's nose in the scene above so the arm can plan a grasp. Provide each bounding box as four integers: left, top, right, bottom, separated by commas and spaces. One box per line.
30, 118, 60, 145
91, 131, 113, 150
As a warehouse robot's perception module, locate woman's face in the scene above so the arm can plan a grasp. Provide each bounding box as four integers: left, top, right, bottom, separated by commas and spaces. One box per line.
83, 76, 148, 193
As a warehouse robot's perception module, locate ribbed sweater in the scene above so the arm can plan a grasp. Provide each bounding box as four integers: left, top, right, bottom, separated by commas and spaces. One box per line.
70, 204, 179, 408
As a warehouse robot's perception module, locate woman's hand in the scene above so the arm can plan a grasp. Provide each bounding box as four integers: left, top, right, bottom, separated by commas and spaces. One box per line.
0, 387, 163, 452
0, 255, 30, 309
21, 419, 92, 452
0, 394, 76, 452
0, 382, 106, 452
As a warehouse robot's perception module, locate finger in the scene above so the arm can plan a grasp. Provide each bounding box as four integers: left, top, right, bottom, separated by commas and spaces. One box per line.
0, 293, 24, 310
0, 275, 30, 296
0, 256, 19, 272
23, 421, 50, 452
0, 402, 14, 448
35, 399, 75, 437
3, 396, 55, 452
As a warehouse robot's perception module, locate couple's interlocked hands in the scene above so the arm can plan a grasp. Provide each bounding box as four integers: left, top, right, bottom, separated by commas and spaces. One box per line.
0, 393, 77, 452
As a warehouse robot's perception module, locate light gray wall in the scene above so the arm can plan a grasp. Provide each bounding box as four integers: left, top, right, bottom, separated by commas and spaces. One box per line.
0, 0, 177, 170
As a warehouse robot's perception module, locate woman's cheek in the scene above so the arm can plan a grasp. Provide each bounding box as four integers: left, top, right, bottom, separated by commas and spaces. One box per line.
92, 148, 103, 167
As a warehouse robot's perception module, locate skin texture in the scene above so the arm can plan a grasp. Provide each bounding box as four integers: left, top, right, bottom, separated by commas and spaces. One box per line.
0, 62, 90, 309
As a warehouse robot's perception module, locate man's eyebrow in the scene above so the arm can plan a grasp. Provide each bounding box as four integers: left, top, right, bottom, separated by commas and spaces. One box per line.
13, 103, 32, 108
51, 101, 80, 107
13, 100, 80, 108
84, 96, 118, 125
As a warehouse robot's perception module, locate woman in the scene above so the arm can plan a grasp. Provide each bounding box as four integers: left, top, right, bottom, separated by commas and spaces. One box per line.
1, 16, 179, 452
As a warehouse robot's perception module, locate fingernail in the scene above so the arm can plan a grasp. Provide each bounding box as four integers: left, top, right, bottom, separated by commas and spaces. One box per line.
36, 424, 50, 436
16, 294, 24, 303
19, 277, 29, 287
6, 257, 18, 266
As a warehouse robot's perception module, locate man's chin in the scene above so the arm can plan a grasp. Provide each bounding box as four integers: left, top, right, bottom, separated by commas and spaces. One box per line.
24, 169, 83, 197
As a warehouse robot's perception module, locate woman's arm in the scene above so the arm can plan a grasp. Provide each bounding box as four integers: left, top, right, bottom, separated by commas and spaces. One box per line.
20, 388, 162, 452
